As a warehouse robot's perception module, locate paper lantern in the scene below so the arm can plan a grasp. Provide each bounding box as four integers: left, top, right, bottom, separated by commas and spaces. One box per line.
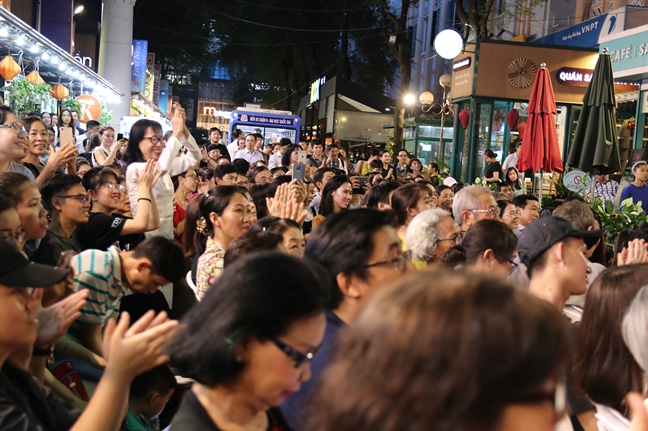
507, 108, 519, 130
0, 55, 21, 81
517, 121, 527, 139
458, 108, 470, 129
51, 84, 69, 101
25, 70, 44, 85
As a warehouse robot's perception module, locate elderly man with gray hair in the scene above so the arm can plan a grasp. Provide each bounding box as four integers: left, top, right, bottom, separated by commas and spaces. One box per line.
406, 208, 461, 269
452, 185, 500, 232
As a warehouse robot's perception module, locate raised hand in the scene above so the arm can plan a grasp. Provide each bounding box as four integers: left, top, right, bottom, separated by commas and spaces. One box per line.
135, 160, 162, 189
266, 183, 290, 218
46, 144, 77, 170
35, 289, 88, 347
102, 311, 178, 380
618, 239, 648, 266
171, 103, 188, 139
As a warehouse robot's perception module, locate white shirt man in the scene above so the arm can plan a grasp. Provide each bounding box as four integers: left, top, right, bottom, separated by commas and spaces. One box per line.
235, 134, 265, 164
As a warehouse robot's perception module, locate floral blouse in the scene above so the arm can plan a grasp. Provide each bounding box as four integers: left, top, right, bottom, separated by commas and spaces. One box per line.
196, 237, 225, 300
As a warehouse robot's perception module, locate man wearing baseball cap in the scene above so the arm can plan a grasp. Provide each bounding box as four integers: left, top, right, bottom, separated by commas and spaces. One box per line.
518, 216, 603, 311
0, 240, 70, 290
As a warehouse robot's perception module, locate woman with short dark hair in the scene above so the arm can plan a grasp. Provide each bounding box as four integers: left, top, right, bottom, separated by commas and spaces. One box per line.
167, 252, 328, 431
483, 149, 503, 184
311, 270, 572, 431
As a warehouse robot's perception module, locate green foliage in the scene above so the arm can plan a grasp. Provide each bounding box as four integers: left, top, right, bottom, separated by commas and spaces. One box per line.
474, 176, 499, 191
551, 176, 571, 198
1, 79, 52, 115
591, 197, 648, 244
98, 100, 114, 126
62, 98, 82, 116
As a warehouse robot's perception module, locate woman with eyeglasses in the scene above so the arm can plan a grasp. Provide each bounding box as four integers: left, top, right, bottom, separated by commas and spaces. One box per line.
123, 105, 201, 240
74, 165, 160, 251
33, 174, 90, 266
497, 199, 521, 233
172, 168, 198, 245
440, 219, 518, 277
310, 271, 572, 431
21, 116, 77, 187
167, 252, 327, 431
92, 126, 126, 168
0, 106, 35, 182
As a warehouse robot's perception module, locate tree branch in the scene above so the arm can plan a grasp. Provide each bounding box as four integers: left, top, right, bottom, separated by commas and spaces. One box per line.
379, 6, 400, 58
377, 0, 399, 26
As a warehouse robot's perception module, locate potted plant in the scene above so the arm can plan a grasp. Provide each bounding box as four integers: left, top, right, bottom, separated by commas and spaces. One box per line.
591, 197, 648, 246
1, 78, 52, 116
62, 98, 82, 116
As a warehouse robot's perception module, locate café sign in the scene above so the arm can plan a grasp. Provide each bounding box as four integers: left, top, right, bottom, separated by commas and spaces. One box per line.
555, 67, 639, 91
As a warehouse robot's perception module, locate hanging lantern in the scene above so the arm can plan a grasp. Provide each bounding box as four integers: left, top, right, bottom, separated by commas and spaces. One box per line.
458, 108, 470, 129
507, 108, 520, 130
51, 83, 69, 100
517, 121, 527, 139
0, 55, 21, 81
25, 70, 45, 85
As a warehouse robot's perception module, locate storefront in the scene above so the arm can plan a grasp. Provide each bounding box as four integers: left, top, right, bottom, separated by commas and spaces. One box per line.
447, 39, 639, 182
297, 76, 395, 148
0, 7, 122, 119
599, 25, 648, 168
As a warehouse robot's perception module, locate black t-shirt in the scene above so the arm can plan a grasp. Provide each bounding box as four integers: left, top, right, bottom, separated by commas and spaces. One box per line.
75, 212, 127, 251
33, 230, 80, 266
0, 361, 80, 431
486, 161, 504, 181
170, 389, 292, 431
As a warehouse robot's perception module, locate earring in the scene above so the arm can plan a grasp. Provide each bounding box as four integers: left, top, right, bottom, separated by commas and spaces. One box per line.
235, 356, 242, 362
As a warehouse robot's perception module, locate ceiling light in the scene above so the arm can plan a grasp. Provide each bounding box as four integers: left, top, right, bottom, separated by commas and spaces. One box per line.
0, 28, 8, 37
72, 70, 80, 78
74, 5, 84, 14
51, 56, 59, 64
58, 63, 65, 71
41, 52, 50, 61
15, 36, 25, 46
29, 44, 39, 53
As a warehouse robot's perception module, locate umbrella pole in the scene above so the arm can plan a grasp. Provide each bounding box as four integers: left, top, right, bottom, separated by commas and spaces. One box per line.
538, 169, 543, 204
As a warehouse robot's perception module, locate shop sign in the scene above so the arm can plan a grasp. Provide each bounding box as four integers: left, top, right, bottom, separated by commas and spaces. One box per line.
450, 53, 475, 99
533, 12, 623, 48
310, 77, 326, 104
239, 114, 297, 126
453, 57, 471, 72
131, 40, 148, 94
76, 95, 101, 123
555, 67, 640, 92
202, 107, 231, 117
600, 25, 648, 79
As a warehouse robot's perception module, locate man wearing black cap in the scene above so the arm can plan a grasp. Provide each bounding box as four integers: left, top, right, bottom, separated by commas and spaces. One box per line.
518, 216, 602, 311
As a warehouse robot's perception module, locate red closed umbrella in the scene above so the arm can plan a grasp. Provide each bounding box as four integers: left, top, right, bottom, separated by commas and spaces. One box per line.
517, 63, 563, 200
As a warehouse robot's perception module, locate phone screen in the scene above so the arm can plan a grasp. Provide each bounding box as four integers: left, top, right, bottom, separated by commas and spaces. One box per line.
117, 133, 124, 141
60, 128, 74, 147
297, 151, 307, 165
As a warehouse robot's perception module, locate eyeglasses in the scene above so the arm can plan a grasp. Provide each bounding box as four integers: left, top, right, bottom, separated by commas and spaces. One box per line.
504, 210, 521, 218
505, 258, 519, 274
0, 122, 27, 137
142, 136, 165, 146
100, 183, 126, 194
3, 230, 28, 249
55, 194, 91, 204
365, 250, 412, 272
271, 338, 320, 368
470, 207, 500, 218
183, 174, 198, 181
437, 233, 463, 246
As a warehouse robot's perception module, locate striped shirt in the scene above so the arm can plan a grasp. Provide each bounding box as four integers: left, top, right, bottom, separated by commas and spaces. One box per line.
70, 246, 126, 327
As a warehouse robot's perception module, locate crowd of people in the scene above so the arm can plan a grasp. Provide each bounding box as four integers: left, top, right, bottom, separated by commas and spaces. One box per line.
0, 103, 647, 431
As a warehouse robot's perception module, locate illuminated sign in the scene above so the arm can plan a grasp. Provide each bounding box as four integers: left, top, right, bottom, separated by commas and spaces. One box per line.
240, 114, 297, 126
556, 67, 640, 91
202, 107, 231, 117
453, 57, 471, 71
309, 76, 326, 104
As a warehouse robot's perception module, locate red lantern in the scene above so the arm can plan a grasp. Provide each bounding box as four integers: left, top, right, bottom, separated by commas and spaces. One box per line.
517, 121, 527, 139
0, 55, 21, 81
458, 108, 470, 129
507, 108, 519, 130
25, 70, 45, 85
51, 84, 69, 101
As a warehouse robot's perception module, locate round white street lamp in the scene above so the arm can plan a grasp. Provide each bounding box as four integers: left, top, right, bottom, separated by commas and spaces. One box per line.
434, 29, 464, 60
404, 93, 416, 106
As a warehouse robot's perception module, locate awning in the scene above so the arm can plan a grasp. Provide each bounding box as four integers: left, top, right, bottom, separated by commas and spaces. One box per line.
337, 94, 381, 113
0, 7, 123, 101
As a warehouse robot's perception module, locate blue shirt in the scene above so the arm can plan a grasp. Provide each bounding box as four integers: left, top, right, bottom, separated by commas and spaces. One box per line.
620, 183, 648, 213
280, 310, 346, 431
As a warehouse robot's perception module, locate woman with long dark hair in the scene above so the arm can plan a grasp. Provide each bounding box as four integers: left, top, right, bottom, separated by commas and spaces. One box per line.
506, 167, 525, 197
123, 105, 200, 239
312, 175, 352, 229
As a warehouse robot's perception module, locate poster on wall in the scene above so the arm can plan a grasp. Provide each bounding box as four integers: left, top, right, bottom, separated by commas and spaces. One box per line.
131, 40, 148, 94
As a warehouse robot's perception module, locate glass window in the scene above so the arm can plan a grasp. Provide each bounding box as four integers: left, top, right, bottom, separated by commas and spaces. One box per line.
474, 103, 492, 180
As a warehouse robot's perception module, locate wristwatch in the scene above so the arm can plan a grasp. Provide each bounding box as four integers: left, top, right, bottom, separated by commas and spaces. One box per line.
33, 345, 55, 358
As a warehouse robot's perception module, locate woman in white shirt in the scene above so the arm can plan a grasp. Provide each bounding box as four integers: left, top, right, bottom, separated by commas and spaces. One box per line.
123, 105, 200, 239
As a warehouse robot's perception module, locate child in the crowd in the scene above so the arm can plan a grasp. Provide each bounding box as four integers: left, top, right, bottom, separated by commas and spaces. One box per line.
122, 365, 176, 431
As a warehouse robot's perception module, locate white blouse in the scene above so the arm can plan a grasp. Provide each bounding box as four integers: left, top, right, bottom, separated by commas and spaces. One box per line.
126, 133, 200, 239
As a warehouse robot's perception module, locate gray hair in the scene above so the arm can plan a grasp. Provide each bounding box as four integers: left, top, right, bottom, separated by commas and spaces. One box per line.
622, 285, 648, 374
452, 185, 490, 227
406, 209, 454, 263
